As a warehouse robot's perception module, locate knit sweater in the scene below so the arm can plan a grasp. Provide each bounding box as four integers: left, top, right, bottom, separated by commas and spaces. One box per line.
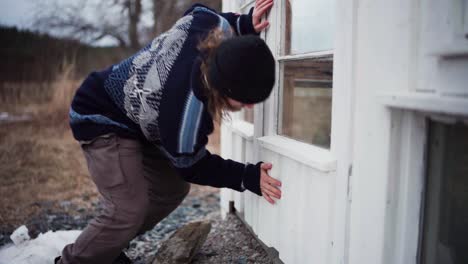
69, 4, 262, 196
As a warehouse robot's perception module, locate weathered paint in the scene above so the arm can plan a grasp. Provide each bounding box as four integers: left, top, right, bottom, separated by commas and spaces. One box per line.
220, 1, 468, 263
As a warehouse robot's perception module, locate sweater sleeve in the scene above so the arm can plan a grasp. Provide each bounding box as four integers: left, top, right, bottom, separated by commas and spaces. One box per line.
157, 84, 262, 195
219, 7, 260, 36
158, 140, 262, 196
184, 4, 259, 36
180, 149, 262, 196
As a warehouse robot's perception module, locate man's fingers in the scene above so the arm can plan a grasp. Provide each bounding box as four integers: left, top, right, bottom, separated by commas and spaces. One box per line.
256, 1, 274, 16
262, 181, 281, 196
263, 185, 281, 198
260, 162, 272, 170
262, 191, 275, 204
262, 174, 282, 187
255, 0, 270, 7
256, 21, 269, 31
256, 0, 273, 11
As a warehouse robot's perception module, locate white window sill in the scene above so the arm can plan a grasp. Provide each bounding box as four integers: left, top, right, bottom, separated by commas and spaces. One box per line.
257, 135, 337, 172
223, 119, 254, 140
429, 43, 468, 58
379, 92, 468, 117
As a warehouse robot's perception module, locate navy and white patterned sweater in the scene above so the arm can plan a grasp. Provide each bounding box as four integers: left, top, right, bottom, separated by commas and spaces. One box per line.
69, 4, 262, 195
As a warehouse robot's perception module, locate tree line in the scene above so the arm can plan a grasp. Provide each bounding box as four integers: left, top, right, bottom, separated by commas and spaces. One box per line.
2, 0, 221, 82
33, 0, 221, 50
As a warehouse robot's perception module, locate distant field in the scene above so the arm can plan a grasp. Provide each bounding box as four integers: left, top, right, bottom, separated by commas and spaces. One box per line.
0, 67, 221, 230
0, 67, 99, 230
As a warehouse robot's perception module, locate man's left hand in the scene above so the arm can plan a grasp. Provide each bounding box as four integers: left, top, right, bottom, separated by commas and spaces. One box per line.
252, 0, 274, 33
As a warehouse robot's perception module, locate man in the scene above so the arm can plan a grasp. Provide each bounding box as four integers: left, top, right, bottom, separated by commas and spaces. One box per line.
58, 1, 281, 263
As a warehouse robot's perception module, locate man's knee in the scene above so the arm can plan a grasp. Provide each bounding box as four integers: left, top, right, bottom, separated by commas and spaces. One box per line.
169, 180, 190, 205
137, 183, 189, 235
179, 181, 191, 200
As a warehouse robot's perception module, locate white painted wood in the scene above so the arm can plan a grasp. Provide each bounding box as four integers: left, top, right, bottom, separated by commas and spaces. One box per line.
239, 0, 256, 11
258, 135, 337, 172
262, 0, 281, 137
220, 123, 234, 219
379, 92, 468, 117
382, 111, 426, 264
220, 1, 468, 264
228, 120, 254, 139
277, 51, 334, 61
429, 44, 468, 57
464, 0, 468, 35
437, 58, 468, 97
254, 147, 334, 264
347, 0, 417, 263
232, 133, 245, 215
329, 0, 358, 263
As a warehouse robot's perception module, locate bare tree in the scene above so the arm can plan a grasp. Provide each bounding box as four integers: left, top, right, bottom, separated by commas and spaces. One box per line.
151, 0, 221, 37
33, 0, 143, 49
117, 0, 142, 49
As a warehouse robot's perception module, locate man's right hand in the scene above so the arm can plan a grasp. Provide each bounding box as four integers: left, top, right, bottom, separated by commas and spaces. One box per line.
259, 162, 282, 204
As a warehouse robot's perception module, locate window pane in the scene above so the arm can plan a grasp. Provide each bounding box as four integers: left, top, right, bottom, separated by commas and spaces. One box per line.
280, 57, 332, 148
285, 0, 335, 54
421, 121, 468, 264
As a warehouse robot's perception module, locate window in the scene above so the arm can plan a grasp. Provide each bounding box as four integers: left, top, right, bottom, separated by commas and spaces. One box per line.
420, 121, 468, 264
284, 0, 335, 55
280, 58, 332, 147
279, 0, 335, 148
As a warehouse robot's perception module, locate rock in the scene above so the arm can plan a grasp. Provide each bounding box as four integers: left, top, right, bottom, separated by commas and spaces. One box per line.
10, 225, 30, 245
153, 221, 211, 264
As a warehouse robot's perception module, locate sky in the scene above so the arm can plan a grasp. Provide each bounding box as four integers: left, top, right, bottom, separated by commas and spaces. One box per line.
0, 0, 154, 46
0, 0, 35, 29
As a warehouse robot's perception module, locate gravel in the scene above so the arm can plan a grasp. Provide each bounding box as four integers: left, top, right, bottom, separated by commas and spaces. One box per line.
0, 185, 273, 264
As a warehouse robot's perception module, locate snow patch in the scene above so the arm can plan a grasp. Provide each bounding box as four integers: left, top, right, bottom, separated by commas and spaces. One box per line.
0, 226, 81, 264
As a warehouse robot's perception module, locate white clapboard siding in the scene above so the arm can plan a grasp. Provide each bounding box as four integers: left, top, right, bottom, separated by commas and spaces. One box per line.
220, 121, 335, 263
220, 123, 234, 218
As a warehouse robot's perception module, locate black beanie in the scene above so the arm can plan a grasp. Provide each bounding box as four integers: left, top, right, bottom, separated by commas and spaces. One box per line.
208, 35, 275, 104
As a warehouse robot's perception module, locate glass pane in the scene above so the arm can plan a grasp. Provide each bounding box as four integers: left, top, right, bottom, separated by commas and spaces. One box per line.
285, 0, 335, 54
420, 121, 468, 264
280, 57, 333, 148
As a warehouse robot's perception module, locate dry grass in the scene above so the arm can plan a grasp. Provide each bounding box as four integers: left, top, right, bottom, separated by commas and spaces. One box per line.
0, 65, 98, 229
0, 64, 221, 230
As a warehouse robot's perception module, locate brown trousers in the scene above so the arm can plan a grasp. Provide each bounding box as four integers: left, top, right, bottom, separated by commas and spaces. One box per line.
59, 134, 190, 264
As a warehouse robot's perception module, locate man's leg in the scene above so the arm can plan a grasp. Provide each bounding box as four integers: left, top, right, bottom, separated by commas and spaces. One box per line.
59, 135, 149, 264
137, 145, 190, 235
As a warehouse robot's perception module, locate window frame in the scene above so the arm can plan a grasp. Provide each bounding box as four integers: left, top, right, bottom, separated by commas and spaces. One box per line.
223, 0, 340, 170
417, 120, 468, 264
228, 0, 260, 132
381, 95, 468, 263
267, 0, 335, 152
276, 54, 334, 148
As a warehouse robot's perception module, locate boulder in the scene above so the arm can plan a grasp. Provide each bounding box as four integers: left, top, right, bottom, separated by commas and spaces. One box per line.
153, 221, 211, 264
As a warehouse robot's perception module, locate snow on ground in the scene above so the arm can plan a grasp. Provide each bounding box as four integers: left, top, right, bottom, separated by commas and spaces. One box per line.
0, 226, 80, 264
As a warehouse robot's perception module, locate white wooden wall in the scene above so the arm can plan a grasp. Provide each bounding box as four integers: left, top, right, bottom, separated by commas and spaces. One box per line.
220, 121, 337, 264
219, 0, 468, 264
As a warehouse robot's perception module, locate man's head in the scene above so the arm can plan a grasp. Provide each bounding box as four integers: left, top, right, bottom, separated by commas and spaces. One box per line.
225, 98, 254, 112
208, 35, 275, 107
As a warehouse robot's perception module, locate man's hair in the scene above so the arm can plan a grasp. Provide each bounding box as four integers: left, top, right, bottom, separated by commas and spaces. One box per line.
198, 28, 230, 122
